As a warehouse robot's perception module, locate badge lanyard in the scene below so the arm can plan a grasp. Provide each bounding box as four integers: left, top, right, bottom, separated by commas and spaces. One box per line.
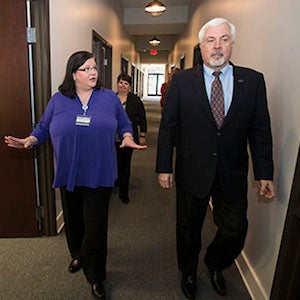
75, 100, 92, 126
82, 104, 88, 115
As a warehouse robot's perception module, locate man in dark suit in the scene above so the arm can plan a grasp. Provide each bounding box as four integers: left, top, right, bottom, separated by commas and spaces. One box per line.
156, 18, 275, 299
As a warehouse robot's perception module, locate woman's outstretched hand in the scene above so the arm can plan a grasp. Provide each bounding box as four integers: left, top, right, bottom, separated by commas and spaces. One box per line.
120, 136, 147, 150
4, 135, 38, 149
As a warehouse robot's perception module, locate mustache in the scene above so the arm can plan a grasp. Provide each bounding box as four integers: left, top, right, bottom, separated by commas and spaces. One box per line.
211, 50, 224, 57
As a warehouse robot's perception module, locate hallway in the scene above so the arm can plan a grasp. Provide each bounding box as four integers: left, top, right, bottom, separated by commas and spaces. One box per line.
0, 101, 250, 299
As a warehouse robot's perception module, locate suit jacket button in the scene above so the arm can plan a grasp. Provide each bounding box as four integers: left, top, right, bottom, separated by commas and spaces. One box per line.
217, 132, 221, 136
212, 152, 217, 157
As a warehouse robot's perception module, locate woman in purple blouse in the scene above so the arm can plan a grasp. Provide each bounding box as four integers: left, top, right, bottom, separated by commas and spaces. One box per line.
5, 51, 146, 300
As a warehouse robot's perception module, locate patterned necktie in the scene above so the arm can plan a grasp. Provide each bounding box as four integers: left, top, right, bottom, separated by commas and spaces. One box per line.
210, 71, 224, 129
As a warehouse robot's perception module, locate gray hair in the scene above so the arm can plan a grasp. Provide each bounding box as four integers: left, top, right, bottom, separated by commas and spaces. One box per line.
198, 18, 236, 44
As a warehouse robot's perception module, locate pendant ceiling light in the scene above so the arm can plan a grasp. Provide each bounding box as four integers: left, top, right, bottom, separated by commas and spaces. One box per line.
145, 0, 167, 16
149, 36, 161, 46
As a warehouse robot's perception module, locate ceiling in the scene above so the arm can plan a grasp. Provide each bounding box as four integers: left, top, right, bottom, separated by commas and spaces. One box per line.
119, 0, 191, 63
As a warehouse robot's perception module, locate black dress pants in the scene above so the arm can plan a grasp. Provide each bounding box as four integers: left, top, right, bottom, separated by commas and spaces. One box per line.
176, 175, 248, 277
60, 186, 112, 283
115, 142, 133, 197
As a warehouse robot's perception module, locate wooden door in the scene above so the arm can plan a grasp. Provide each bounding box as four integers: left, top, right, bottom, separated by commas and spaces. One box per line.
0, 0, 40, 237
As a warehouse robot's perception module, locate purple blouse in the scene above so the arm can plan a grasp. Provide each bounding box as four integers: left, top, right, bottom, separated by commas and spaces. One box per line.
31, 88, 133, 191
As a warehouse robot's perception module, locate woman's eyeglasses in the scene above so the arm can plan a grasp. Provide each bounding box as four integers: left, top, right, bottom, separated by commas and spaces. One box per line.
77, 66, 98, 73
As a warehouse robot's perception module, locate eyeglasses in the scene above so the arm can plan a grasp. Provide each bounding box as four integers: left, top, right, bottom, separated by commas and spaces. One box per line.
77, 66, 98, 73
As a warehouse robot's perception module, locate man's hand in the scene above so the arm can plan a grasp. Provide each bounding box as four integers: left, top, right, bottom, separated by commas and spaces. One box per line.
158, 173, 173, 189
259, 180, 275, 198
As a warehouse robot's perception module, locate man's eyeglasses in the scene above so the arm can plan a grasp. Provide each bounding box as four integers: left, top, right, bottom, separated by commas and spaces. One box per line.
77, 66, 98, 73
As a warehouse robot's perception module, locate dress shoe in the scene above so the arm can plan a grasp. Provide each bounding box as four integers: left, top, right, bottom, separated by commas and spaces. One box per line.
119, 193, 130, 204
91, 281, 105, 299
181, 275, 197, 299
68, 257, 81, 273
210, 270, 226, 295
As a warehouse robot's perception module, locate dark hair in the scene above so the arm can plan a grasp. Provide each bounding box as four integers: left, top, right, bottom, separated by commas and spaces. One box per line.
117, 73, 132, 86
58, 51, 101, 98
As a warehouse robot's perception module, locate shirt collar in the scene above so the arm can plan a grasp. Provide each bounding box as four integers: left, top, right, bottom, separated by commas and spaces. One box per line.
203, 63, 230, 78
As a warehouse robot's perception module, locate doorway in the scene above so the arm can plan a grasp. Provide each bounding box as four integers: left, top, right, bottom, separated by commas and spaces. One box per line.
92, 30, 112, 89
131, 64, 136, 93
270, 144, 300, 299
147, 73, 164, 97
121, 56, 129, 74
0, 0, 58, 237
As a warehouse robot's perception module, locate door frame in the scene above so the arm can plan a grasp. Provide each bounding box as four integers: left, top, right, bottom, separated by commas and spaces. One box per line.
92, 30, 112, 89
29, 0, 57, 236
270, 144, 300, 299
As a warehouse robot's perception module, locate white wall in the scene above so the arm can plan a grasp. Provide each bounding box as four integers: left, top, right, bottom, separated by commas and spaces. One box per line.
170, 0, 300, 298
49, 0, 138, 93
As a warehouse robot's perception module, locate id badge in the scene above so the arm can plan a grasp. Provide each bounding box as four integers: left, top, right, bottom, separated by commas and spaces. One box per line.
75, 115, 91, 126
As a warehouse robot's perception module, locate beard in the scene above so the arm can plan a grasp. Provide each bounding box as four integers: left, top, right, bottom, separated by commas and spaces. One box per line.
209, 53, 225, 67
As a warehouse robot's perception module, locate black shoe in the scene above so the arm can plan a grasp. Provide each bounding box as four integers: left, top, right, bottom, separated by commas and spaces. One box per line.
119, 193, 130, 204
68, 257, 81, 273
181, 275, 197, 299
210, 270, 226, 295
91, 281, 105, 299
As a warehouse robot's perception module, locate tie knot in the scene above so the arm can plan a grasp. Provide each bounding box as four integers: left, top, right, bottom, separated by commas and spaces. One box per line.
213, 71, 221, 78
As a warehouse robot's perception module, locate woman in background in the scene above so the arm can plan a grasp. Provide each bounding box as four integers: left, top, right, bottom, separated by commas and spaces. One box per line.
115, 73, 147, 203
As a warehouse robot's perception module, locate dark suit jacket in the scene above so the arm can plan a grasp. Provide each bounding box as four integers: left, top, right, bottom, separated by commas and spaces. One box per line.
123, 92, 147, 144
156, 64, 274, 202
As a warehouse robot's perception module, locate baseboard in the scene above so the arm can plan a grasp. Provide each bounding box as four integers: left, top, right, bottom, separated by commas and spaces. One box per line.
56, 211, 64, 233
235, 251, 269, 300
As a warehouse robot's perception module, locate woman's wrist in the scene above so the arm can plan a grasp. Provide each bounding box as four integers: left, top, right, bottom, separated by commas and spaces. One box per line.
28, 136, 38, 146
26, 135, 38, 149
123, 134, 133, 140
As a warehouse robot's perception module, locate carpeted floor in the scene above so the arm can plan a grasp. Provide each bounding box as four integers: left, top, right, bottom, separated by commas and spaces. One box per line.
0, 100, 251, 300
